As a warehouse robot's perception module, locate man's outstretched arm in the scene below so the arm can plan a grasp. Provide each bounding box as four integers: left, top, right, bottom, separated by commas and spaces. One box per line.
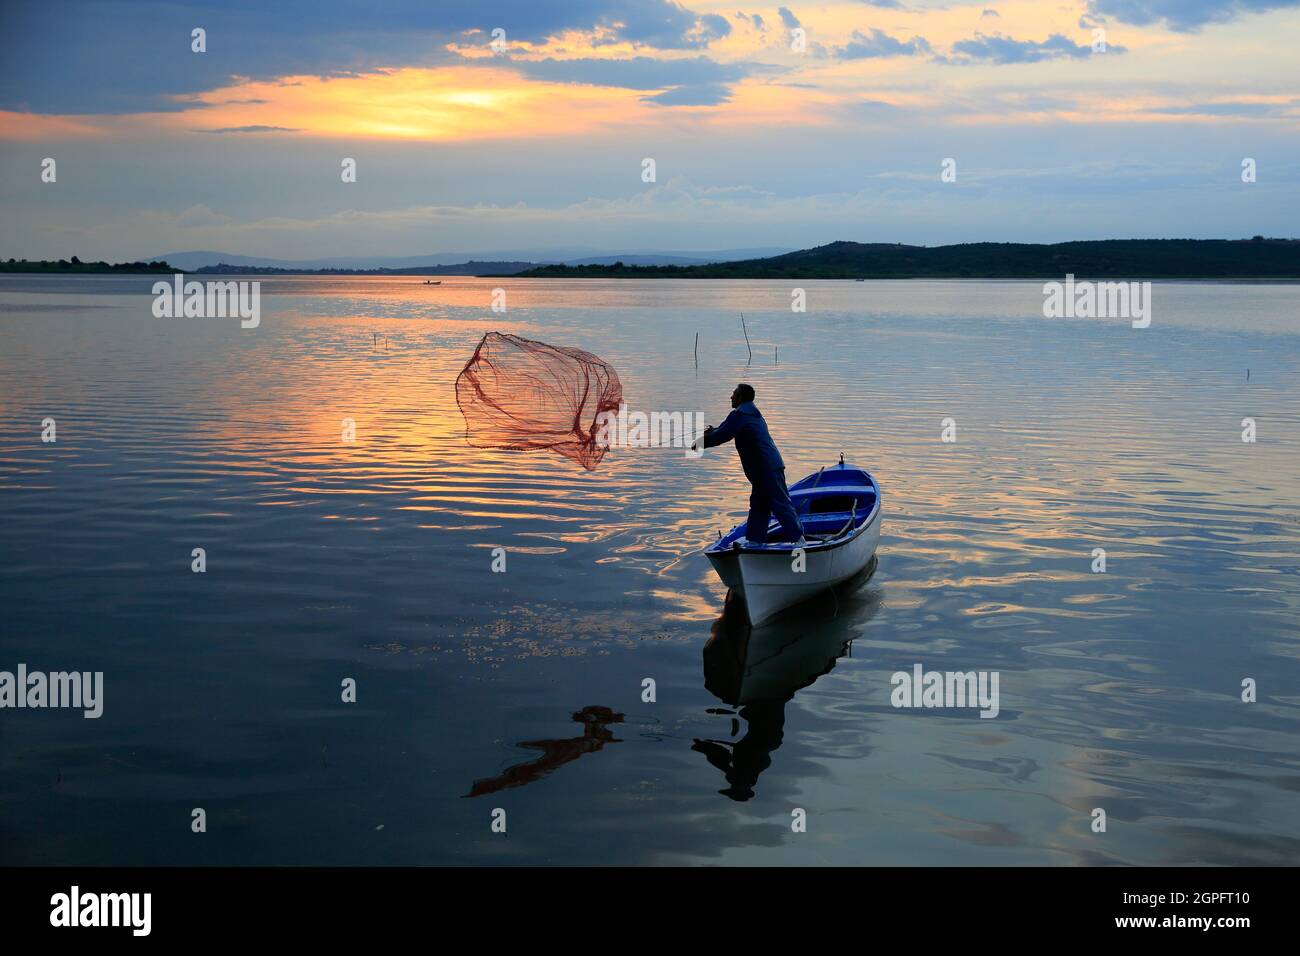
702, 409, 742, 449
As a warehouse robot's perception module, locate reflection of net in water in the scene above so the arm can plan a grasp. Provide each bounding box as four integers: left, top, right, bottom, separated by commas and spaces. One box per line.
455, 332, 624, 470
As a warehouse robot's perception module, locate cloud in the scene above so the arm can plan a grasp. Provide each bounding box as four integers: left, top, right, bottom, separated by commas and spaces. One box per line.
167, 204, 232, 227
982, 7, 1000, 16
642, 83, 734, 106
778, 7, 801, 29
1085, 0, 1300, 32
593, 4, 691, 47
192, 124, 301, 133
511, 55, 762, 107
1147, 100, 1300, 118
512, 56, 753, 91
848, 99, 899, 111
943, 32, 1120, 64
693, 13, 732, 43
835, 29, 933, 59
835, 99, 902, 120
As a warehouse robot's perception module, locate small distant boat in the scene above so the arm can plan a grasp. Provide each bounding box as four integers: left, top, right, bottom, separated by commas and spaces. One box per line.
705, 458, 881, 626
424, 280, 441, 285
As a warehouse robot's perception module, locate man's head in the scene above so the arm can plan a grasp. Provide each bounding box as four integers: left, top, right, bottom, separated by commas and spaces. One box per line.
730, 383, 755, 408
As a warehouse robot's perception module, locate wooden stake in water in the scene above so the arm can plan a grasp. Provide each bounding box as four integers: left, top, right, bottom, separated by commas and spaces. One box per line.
694, 332, 699, 367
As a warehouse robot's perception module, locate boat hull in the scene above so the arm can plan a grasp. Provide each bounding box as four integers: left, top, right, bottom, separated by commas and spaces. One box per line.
704, 462, 882, 626
708, 511, 879, 625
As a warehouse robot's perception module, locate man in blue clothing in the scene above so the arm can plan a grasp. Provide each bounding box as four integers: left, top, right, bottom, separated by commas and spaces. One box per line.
698, 383, 803, 545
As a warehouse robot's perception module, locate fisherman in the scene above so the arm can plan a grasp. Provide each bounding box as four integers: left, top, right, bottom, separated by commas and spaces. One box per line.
697, 383, 803, 545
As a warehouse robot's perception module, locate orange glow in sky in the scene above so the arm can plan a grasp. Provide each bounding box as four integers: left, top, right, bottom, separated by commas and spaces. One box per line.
177, 66, 653, 140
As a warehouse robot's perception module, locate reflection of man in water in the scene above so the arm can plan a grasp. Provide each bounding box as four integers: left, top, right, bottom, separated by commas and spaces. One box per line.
691, 702, 785, 802
464, 706, 622, 797
698, 383, 803, 545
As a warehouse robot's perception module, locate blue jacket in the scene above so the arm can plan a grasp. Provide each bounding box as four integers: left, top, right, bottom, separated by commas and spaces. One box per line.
702, 402, 786, 481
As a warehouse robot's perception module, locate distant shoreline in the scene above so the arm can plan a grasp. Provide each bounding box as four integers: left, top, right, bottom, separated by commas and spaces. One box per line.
4, 271, 1299, 284
5, 238, 1300, 281
0, 258, 172, 275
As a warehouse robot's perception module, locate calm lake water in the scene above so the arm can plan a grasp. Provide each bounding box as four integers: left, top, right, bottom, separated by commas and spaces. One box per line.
1, 274, 1298, 865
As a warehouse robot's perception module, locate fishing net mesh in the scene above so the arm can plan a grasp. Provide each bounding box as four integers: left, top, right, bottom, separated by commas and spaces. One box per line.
455, 332, 624, 470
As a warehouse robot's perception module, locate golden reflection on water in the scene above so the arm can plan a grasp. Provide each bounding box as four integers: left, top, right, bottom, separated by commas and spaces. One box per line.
12, 277, 1297, 616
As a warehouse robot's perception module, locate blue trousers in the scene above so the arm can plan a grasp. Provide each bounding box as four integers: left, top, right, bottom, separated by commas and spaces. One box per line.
745, 469, 803, 544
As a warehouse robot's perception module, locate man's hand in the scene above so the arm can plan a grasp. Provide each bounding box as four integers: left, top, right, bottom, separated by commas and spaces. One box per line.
704, 424, 714, 434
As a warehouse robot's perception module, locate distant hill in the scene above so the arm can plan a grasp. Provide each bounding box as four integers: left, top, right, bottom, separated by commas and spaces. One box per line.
151, 250, 528, 272
514, 238, 1300, 280
559, 251, 790, 266
149, 247, 792, 272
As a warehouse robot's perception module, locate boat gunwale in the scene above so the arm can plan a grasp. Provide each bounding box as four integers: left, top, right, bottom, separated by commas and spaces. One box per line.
705, 467, 881, 557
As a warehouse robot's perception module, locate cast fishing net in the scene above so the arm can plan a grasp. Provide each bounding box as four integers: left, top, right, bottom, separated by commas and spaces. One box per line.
455, 332, 624, 470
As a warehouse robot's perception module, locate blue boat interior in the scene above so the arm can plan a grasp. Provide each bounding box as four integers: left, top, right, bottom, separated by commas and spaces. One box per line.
708, 463, 878, 552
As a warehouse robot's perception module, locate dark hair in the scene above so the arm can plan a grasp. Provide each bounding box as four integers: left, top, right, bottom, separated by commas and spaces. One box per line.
735, 383, 755, 403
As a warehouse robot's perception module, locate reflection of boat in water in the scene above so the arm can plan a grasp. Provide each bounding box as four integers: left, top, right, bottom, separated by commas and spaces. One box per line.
693, 561, 879, 801
463, 705, 623, 797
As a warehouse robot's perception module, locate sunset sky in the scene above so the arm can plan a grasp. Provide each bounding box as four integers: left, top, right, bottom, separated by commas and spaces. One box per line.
2, 0, 1299, 260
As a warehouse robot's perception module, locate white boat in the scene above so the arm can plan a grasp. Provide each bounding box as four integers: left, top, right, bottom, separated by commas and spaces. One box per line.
704, 458, 881, 626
